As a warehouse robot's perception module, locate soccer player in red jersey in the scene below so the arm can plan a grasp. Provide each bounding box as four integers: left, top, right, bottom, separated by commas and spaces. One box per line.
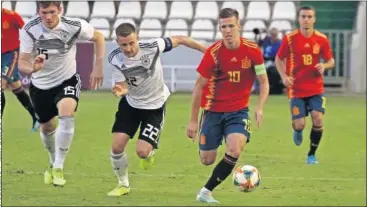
1, 8, 39, 131
186, 8, 269, 203
275, 6, 335, 164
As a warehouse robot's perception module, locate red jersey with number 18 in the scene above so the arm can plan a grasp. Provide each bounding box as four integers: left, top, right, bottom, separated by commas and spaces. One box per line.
197, 38, 264, 112
277, 29, 333, 98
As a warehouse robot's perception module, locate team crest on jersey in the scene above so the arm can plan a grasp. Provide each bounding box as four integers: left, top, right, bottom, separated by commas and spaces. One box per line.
141, 55, 151, 66
241, 57, 251, 69
60, 30, 69, 41
313, 44, 320, 54
3, 21, 9, 29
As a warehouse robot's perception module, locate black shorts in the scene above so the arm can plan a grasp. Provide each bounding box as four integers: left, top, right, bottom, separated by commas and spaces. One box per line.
29, 73, 82, 123
112, 97, 166, 149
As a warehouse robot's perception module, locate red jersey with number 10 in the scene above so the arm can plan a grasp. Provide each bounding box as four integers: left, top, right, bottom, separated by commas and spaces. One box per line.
197, 38, 264, 112
1, 8, 24, 53
276, 29, 333, 98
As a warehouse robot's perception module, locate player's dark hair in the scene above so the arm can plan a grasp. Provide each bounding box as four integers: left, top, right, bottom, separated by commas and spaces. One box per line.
219, 8, 239, 20
298, 5, 316, 16
115, 23, 137, 37
36, 1, 62, 9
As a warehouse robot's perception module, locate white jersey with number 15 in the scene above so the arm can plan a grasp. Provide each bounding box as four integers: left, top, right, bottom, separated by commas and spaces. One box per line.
19, 16, 94, 90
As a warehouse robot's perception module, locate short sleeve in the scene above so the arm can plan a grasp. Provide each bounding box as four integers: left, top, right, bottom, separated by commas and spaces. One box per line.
276, 36, 289, 60
322, 38, 333, 61
156, 37, 173, 53
197, 49, 215, 79
112, 67, 126, 83
13, 11, 24, 29
251, 47, 266, 75
78, 19, 94, 41
251, 47, 265, 65
109, 51, 126, 83
19, 29, 34, 53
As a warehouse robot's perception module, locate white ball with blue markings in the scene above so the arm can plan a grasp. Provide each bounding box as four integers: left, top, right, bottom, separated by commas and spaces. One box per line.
232, 165, 261, 192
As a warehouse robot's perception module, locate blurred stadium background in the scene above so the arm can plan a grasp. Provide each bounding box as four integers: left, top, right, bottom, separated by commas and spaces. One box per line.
2, 0, 366, 94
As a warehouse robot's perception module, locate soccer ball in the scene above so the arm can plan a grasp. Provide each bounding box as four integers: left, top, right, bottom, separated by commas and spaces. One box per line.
232, 165, 261, 192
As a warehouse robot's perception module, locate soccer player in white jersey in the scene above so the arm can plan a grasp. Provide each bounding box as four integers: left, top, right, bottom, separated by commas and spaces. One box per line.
18, 1, 105, 187
107, 23, 207, 196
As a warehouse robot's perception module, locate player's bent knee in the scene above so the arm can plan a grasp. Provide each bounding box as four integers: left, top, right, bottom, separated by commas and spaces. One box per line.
111, 133, 130, 154
311, 111, 323, 125
200, 157, 216, 166
199, 150, 217, 165
226, 142, 245, 158
292, 121, 305, 131
11, 86, 23, 94
1, 79, 8, 90
226, 133, 247, 158
136, 148, 151, 159
40, 118, 57, 134
226, 148, 242, 158
57, 98, 77, 117
312, 119, 323, 127
136, 139, 154, 159
9, 81, 22, 91
311, 115, 323, 127
111, 146, 124, 155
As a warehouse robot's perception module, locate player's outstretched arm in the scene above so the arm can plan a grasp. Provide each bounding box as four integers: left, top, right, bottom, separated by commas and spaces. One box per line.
170, 35, 208, 53
89, 30, 106, 90
187, 75, 208, 140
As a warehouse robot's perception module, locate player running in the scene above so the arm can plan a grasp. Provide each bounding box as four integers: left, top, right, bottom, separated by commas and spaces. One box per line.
106, 23, 207, 196
1, 8, 39, 131
186, 8, 270, 203
275, 6, 335, 164
18, 1, 105, 186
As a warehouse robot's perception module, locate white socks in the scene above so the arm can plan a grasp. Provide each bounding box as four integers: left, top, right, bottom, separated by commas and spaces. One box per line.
200, 187, 211, 194
40, 130, 56, 166
111, 151, 129, 187
53, 116, 75, 169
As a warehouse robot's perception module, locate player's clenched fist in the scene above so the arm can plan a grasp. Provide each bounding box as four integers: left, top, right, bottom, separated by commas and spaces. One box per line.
112, 84, 128, 97
186, 121, 198, 142
32, 54, 46, 72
